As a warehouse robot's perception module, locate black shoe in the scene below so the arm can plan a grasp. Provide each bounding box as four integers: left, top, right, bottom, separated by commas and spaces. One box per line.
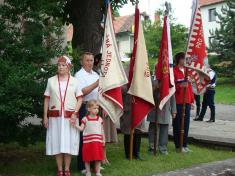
194, 118, 203, 121
206, 119, 215, 122
134, 155, 145, 161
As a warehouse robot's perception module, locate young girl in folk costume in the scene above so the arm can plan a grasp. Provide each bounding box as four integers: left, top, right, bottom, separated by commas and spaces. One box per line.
70, 100, 104, 176
94, 53, 118, 165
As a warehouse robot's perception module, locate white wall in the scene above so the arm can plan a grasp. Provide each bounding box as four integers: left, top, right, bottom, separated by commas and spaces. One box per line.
200, 2, 227, 47
116, 32, 134, 58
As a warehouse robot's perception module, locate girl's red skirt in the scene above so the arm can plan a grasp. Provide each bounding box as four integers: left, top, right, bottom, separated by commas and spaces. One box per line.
82, 142, 104, 162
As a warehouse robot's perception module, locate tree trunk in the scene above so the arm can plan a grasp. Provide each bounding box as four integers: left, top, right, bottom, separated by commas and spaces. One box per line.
70, 0, 103, 55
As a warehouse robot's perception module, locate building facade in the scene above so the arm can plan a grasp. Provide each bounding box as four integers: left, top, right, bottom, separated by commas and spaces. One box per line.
199, 0, 226, 47
113, 15, 134, 61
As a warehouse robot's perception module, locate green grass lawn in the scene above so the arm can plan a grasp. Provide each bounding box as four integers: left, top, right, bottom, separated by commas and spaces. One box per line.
215, 77, 235, 104
0, 136, 234, 176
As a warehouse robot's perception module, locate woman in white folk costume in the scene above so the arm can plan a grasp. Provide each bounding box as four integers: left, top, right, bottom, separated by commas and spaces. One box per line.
43, 56, 83, 176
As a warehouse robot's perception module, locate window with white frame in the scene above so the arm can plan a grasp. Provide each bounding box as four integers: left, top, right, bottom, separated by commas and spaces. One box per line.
209, 8, 216, 22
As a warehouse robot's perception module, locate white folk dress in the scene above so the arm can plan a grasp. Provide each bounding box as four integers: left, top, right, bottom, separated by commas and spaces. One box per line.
44, 79, 82, 156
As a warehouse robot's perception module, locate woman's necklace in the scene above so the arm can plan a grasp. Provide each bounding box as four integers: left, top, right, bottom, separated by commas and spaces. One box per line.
57, 74, 70, 112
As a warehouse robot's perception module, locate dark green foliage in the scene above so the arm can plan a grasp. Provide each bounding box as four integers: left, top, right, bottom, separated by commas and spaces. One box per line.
0, 0, 138, 145
144, 9, 188, 68
0, 0, 64, 145
209, 0, 235, 75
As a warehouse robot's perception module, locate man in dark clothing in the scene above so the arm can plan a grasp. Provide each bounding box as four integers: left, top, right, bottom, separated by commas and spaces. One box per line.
194, 68, 216, 122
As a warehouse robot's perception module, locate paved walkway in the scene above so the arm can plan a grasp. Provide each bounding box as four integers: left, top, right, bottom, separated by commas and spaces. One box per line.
141, 104, 235, 148
151, 158, 235, 176
196, 104, 235, 121
169, 119, 235, 148
116, 104, 235, 148
174, 104, 235, 148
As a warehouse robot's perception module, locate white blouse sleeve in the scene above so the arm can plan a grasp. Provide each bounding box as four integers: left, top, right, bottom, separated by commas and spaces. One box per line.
75, 79, 83, 98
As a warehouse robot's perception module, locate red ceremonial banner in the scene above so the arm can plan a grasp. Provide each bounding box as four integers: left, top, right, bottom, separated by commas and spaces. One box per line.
128, 7, 155, 129
185, 0, 210, 94
156, 16, 175, 110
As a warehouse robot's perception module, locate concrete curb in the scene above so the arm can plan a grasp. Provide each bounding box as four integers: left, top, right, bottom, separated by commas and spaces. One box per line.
149, 158, 235, 176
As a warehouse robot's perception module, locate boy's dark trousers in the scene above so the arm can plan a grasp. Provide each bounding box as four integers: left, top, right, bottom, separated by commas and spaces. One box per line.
199, 89, 215, 121
172, 104, 191, 149
194, 94, 201, 116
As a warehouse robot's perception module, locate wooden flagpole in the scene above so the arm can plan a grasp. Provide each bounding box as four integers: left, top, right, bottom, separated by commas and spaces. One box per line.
180, 0, 197, 152
180, 69, 188, 152
129, 128, 134, 160
129, 2, 139, 161
153, 91, 158, 156
153, 2, 171, 156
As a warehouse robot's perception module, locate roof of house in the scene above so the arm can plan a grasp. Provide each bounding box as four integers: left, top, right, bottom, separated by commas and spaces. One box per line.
66, 14, 135, 42
113, 15, 134, 34
199, 0, 225, 7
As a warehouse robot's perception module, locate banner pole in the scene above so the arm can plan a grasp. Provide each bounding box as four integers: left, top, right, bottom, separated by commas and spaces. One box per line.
180, 69, 188, 152
129, 1, 139, 162
153, 108, 158, 155
179, 0, 195, 153
153, 1, 171, 156
129, 128, 134, 160
153, 91, 159, 156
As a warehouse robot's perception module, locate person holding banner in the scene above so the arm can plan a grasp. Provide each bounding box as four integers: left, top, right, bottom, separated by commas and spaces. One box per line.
43, 56, 83, 176
120, 84, 145, 160
150, 9, 177, 155
195, 68, 216, 122
98, 1, 128, 163
93, 53, 102, 74
75, 52, 99, 173
147, 75, 176, 155
147, 74, 158, 154
185, 0, 213, 123
173, 52, 194, 153
120, 66, 145, 160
